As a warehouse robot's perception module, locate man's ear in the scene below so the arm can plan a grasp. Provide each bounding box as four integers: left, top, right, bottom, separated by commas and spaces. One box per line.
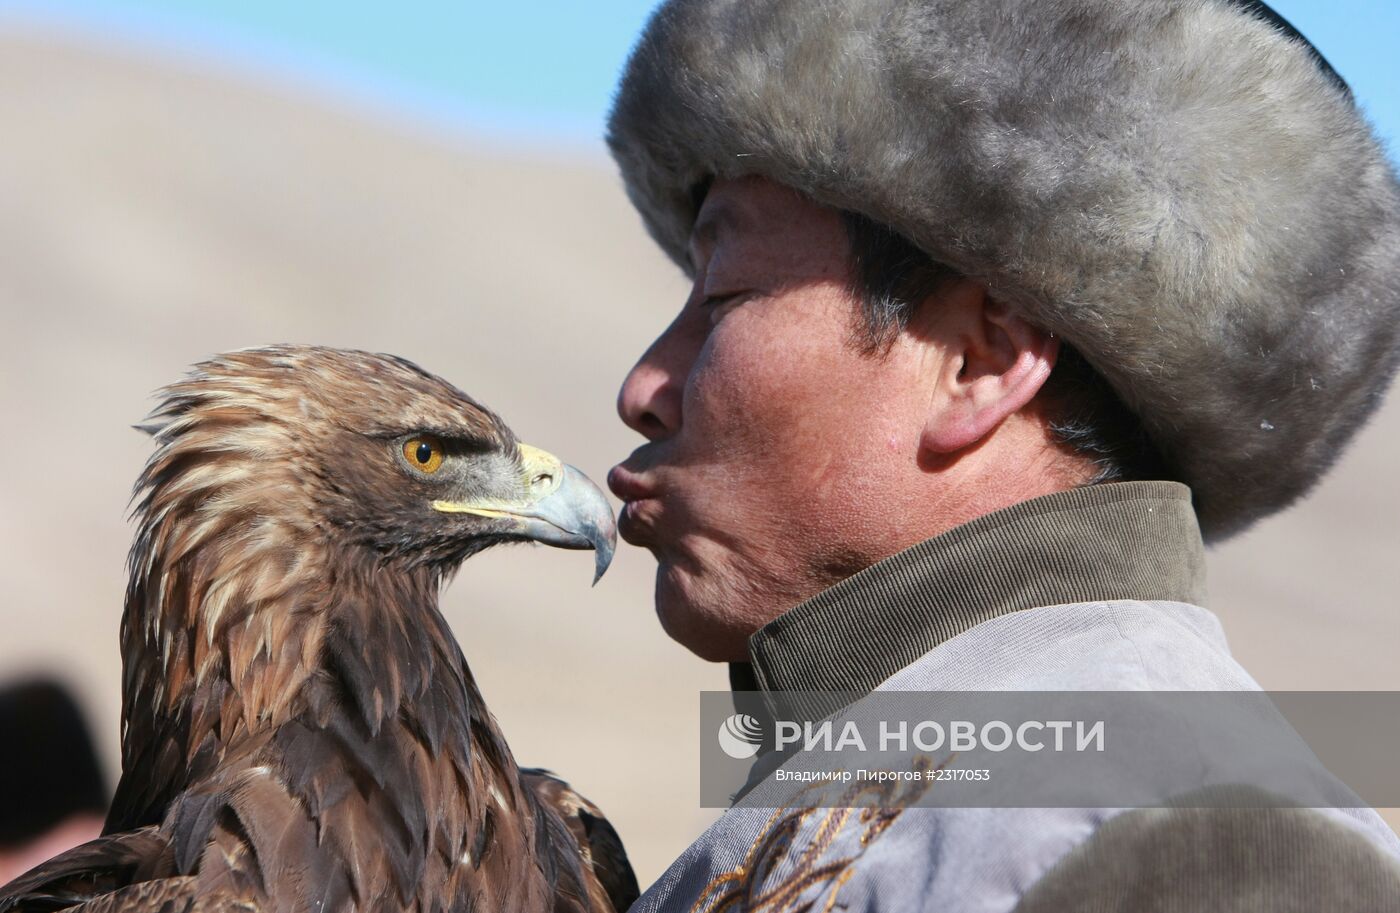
917, 278, 1059, 455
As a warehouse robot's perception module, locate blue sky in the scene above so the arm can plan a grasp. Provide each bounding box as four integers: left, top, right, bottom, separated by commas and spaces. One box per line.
0, 0, 1395, 156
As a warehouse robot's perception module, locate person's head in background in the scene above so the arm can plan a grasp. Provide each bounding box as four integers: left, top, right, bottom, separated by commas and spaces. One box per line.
0, 679, 107, 884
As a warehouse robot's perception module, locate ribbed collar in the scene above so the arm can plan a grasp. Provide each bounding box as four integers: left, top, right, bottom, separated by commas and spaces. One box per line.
730, 481, 1206, 703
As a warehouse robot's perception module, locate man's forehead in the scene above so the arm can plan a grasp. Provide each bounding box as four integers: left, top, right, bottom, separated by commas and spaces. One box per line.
687, 177, 825, 263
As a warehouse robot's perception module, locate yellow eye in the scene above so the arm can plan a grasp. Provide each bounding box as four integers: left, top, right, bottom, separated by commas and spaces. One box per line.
403, 435, 444, 474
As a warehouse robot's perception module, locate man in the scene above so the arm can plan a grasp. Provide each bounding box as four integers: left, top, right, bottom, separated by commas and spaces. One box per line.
605, 0, 1400, 909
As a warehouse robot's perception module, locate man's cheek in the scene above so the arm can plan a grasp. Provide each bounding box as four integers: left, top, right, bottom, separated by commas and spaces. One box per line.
690, 336, 816, 444
684, 353, 770, 445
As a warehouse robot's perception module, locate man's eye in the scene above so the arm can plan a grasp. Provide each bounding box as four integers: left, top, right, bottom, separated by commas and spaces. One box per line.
700, 293, 749, 323
700, 294, 744, 326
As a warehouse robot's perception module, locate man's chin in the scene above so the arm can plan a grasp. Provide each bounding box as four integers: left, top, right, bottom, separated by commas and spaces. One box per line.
654, 565, 753, 664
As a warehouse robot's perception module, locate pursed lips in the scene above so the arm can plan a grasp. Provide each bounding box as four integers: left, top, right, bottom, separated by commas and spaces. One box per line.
607, 459, 664, 546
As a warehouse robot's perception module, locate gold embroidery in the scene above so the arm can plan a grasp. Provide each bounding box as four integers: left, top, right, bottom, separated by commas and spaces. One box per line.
691, 757, 944, 913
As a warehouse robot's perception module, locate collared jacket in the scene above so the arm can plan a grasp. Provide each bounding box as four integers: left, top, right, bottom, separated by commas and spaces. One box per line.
632, 482, 1400, 912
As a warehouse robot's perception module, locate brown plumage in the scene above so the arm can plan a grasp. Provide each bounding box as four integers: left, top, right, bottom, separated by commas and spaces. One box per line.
0, 346, 638, 913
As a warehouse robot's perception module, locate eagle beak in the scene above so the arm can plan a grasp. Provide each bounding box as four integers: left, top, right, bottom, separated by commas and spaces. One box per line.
433, 444, 617, 584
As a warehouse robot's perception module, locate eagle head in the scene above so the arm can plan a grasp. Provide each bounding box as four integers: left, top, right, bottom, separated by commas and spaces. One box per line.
133, 345, 616, 581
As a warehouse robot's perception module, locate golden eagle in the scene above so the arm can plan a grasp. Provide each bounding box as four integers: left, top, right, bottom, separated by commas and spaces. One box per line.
0, 346, 638, 912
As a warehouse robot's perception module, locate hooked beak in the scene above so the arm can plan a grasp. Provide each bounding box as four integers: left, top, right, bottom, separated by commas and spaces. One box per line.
433, 444, 617, 583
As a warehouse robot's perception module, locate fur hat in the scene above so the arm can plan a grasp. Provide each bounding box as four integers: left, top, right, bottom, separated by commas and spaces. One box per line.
607, 0, 1400, 541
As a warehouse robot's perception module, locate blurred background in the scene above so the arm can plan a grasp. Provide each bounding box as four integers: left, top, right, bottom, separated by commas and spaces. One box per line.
0, 0, 1395, 888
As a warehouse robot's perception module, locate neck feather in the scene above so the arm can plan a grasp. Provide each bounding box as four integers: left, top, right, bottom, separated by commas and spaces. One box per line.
113, 508, 495, 822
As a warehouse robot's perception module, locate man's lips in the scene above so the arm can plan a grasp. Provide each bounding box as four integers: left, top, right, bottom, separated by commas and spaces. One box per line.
606, 463, 656, 502
608, 463, 662, 545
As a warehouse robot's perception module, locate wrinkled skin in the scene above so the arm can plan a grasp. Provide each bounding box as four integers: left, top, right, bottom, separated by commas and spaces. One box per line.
610, 177, 1067, 661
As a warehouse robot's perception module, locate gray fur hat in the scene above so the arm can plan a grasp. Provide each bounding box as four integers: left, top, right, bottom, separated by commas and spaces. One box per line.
607, 0, 1400, 541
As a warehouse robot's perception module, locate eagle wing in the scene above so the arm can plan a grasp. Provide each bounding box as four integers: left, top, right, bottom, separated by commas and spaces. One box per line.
519, 768, 639, 913
0, 760, 296, 913
0, 826, 184, 913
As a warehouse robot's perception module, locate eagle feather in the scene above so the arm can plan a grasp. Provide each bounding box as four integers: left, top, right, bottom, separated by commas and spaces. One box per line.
0, 346, 638, 913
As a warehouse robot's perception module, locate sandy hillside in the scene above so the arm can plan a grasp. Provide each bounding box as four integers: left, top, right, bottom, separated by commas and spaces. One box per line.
0, 27, 1396, 884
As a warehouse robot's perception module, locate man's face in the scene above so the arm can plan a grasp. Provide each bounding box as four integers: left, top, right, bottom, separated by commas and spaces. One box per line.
609, 176, 960, 661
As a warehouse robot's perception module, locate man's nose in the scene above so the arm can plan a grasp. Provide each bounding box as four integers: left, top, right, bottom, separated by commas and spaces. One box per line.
617, 315, 691, 441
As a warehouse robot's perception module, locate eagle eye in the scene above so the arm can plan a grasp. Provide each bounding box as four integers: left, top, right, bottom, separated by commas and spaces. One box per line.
403, 435, 445, 474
